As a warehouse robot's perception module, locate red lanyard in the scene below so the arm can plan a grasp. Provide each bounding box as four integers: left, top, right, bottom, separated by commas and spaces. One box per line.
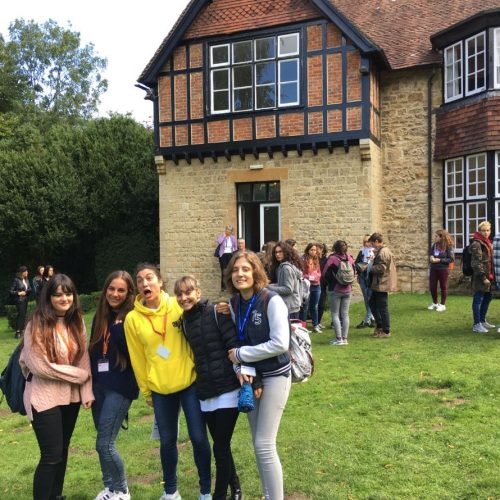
102, 328, 111, 357
146, 313, 168, 341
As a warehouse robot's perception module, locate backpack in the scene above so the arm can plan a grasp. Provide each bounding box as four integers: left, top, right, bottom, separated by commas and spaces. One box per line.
462, 243, 473, 277
336, 258, 355, 285
0, 342, 28, 415
298, 276, 310, 307
289, 320, 314, 383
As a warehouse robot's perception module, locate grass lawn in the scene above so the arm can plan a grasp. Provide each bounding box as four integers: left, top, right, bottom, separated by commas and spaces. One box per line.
1, 293, 500, 499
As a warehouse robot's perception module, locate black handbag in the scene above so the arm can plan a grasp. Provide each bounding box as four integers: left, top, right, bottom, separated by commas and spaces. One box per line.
214, 243, 221, 257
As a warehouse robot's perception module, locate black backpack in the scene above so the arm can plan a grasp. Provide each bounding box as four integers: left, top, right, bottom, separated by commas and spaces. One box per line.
462, 243, 473, 277
0, 342, 28, 415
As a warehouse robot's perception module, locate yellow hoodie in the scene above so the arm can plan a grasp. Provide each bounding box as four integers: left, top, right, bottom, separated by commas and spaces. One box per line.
124, 291, 195, 399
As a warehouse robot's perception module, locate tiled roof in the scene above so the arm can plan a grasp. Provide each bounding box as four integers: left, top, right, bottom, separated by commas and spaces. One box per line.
330, 0, 500, 70
139, 0, 500, 84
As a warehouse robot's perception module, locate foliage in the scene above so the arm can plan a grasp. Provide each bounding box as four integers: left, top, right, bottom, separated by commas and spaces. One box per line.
4, 293, 101, 329
5, 19, 108, 118
1, 294, 500, 499
0, 18, 157, 293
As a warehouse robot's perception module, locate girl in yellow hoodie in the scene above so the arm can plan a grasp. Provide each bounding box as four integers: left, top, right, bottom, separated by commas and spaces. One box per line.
124, 263, 211, 500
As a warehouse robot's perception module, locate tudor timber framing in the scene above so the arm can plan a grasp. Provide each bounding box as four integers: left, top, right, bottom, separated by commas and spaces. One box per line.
155, 19, 374, 163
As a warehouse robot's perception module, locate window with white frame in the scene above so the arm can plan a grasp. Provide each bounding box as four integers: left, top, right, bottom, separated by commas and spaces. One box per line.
495, 28, 500, 88
467, 201, 487, 239
465, 31, 486, 95
445, 157, 464, 200
210, 33, 300, 114
445, 203, 464, 249
496, 151, 500, 196
445, 153, 490, 251
444, 42, 462, 102
466, 153, 487, 198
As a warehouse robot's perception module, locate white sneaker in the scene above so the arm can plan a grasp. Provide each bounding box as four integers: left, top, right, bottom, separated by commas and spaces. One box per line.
111, 488, 132, 500
329, 338, 344, 345
472, 323, 489, 333
313, 325, 322, 333
482, 321, 495, 329
427, 303, 438, 310
113, 489, 131, 500
95, 488, 114, 500
160, 492, 181, 500
199, 495, 212, 500
342, 338, 348, 345
436, 304, 446, 312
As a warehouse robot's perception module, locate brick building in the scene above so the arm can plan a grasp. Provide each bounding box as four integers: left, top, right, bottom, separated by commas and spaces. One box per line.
137, 0, 500, 296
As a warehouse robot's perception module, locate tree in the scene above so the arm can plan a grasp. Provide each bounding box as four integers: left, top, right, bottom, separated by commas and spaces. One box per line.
0, 34, 29, 113
5, 19, 108, 118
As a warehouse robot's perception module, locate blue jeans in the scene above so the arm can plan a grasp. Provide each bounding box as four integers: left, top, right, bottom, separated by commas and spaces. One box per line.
358, 273, 374, 323
472, 291, 492, 324
329, 291, 352, 339
299, 285, 321, 326
92, 385, 132, 493
152, 384, 211, 495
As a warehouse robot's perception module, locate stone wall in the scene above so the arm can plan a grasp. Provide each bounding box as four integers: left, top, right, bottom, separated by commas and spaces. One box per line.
158, 146, 379, 298
379, 68, 443, 292
157, 68, 447, 298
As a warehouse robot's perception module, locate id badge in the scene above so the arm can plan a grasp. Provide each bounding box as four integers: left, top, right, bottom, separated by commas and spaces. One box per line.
241, 365, 256, 377
97, 359, 110, 372
157, 345, 170, 359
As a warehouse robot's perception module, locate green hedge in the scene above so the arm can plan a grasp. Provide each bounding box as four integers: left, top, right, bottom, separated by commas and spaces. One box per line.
4, 292, 100, 331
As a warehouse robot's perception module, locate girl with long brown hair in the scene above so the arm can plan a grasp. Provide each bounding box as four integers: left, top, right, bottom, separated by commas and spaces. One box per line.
225, 251, 291, 500
268, 241, 303, 319
300, 242, 322, 332
20, 274, 93, 500
428, 229, 455, 312
89, 271, 139, 500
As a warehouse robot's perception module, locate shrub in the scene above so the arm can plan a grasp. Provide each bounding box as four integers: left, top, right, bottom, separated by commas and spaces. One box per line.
4, 293, 100, 330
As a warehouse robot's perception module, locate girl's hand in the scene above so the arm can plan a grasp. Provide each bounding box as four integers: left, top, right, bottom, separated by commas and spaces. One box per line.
83, 400, 93, 409
215, 302, 230, 315
146, 398, 154, 408
254, 388, 263, 399
236, 372, 253, 385
228, 348, 238, 364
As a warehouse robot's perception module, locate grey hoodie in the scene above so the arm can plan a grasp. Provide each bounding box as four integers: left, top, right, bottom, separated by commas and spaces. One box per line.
267, 261, 302, 313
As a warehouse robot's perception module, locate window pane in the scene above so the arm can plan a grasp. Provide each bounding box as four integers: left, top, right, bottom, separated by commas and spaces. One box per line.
238, 184, 252, 202
256, 62, 275, 84
268, 182, 280, 201
253, 183, 267, 201
256, 85, 275, 108
233, 65, 252, 87
212, 45, 229, 65
280, 60, 298, 82
213, 69, 229, 90
279, 34, 298, 56
255, 37, 275, 60
234, 88, 252, 111
213, 91, 229, 112
233, 41, 252, 63
280, 82, 298, 104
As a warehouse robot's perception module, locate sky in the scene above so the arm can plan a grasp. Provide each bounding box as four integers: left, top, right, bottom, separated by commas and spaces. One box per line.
1, 0, 191, 125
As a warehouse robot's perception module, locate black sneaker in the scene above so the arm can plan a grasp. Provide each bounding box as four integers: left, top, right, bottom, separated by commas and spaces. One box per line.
356, 321, 368, 329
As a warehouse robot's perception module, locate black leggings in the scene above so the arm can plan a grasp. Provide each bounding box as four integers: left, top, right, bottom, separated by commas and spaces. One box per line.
204, 407, 240, 500
31, 403, 80, 500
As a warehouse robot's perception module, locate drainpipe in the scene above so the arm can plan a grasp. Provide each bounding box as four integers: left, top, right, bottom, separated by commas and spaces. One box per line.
427, 69, 437, 254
